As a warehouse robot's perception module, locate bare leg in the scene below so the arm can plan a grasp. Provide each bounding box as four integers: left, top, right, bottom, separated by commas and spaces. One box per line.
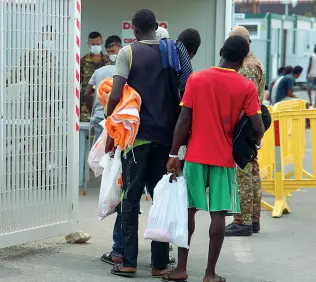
161, 208, 197, 281
308, 90, 312, 106
203, 211, 226, 282
306, 103, 311, 128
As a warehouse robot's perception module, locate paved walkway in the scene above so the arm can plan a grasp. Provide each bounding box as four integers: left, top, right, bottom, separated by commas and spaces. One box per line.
0, 91, 315, 281
1, 166, 316, 282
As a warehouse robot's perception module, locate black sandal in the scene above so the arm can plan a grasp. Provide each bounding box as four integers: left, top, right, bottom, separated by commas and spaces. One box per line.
161, 272, 187, 281
100, 252, 122, 266
111, 264, 136, 278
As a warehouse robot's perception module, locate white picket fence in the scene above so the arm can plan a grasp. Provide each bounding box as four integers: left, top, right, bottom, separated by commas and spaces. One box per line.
0, 0, 79, 248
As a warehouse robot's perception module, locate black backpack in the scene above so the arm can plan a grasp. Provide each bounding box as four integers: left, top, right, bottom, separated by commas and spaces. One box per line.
233, 105, 272, 169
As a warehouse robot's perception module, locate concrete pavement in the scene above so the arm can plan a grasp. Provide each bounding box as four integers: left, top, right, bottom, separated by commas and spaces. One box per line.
1, 173, 316, 282
0, 91, 316, 282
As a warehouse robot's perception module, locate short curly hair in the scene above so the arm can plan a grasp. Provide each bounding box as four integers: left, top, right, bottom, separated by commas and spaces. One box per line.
293, 65, 303, 75
284, 66, 293, 75
178, 28, 201, 55
222, 36, 249, 62
88, 31, 102, 39
105, 35, 122, 49
132, 9, 157, 33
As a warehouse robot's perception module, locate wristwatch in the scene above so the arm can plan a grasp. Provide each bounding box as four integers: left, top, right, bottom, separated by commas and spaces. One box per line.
255, 142, 262, 150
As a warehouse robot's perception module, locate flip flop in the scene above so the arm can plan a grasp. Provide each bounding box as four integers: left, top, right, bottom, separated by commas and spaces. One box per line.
161, 272, 187, 281
152, 267, 175, 279
100, 252, 122, 266
111, 264, 136, 278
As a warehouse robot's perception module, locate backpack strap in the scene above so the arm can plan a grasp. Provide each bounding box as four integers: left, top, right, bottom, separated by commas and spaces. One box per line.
128, 45, 133, 70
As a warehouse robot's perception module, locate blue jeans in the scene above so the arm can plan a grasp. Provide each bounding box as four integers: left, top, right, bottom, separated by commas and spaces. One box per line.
112, 205, 123, 257
91, 116, 103, 145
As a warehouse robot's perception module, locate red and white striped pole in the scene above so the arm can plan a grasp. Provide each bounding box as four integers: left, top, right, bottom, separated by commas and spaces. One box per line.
75, 0, 81, 131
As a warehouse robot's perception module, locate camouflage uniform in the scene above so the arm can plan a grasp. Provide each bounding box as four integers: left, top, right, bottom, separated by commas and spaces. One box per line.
234, 50, 265, 226
80, 53, 109, 122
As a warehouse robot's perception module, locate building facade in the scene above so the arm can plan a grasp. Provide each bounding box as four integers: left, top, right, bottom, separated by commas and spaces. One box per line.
235, 0, 316, 16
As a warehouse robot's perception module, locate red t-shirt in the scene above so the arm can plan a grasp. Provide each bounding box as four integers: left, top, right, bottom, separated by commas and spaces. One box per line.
181, 67, 261, 168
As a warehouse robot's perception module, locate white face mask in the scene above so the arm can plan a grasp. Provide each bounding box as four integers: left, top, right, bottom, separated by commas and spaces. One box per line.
90, 45, 102, 55
109, 54, 118, 62
44, 40, 53, 49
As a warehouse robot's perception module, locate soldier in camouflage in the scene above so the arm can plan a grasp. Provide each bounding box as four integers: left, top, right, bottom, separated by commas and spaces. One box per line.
80, 31, 110, 122
9, 25, 61, 189
225, 26, 265, 237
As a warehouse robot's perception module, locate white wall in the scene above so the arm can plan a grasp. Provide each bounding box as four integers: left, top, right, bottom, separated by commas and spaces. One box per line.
81, 0, 231, 71
234, 18, 267, 79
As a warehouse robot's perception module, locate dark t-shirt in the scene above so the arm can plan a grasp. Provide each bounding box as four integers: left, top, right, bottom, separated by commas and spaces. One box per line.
115, 40, 180, 145
275, 74, 295, 103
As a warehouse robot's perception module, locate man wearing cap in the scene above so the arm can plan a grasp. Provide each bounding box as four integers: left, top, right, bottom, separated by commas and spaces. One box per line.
225, 26, 265, 237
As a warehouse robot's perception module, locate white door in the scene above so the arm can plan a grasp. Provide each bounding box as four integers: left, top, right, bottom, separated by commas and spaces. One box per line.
0, 0, 80, 248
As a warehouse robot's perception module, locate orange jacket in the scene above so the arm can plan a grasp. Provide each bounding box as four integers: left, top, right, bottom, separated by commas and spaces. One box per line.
97, 78, 141, 151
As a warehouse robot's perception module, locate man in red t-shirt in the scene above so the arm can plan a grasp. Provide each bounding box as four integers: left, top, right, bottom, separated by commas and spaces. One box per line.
164, 36, 265, 282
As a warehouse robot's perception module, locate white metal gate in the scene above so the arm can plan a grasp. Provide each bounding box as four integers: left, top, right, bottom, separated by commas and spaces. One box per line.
0, 0, 79, 248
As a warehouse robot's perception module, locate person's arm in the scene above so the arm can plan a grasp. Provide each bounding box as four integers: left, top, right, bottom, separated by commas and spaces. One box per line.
107, 76, 126, 116
170, 107, 192, 156
307, 56, 312, 76
84, 84, 95, 114
177, 42, 193, 96
106, 47, 130, 116
244, 83, 265, 145
167, 75, 194, 175
268, 79, 275, 102
84, 71, 97, 113
287, 89, 296, 98
249, 115, 265, 145
287, 77, 296, 98
105, 47, 130, 153
239, 64, 264, 103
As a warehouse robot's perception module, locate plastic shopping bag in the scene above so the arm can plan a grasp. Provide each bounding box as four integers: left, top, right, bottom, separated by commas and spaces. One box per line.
88, 130, 107, 177
144, 175, 189, 249
97, 147, 122, 220
178, 146, 187, 160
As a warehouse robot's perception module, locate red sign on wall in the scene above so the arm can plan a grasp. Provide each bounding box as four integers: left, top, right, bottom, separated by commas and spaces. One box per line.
122, 21, 168, 46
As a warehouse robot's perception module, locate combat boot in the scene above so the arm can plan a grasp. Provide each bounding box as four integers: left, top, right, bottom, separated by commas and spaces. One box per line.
225, 223, 253, 237
252, 221, 260, 233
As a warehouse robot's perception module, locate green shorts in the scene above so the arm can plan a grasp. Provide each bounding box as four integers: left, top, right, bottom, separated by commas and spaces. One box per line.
184, 162, 240, 214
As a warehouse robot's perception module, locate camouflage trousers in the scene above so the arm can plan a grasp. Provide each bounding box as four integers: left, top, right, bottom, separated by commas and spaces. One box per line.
234, 158, 262, 225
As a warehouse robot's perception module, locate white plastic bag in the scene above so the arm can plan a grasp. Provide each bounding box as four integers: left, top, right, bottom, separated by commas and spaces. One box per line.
144, 175, 189, 249
88, 130, 107, 177
178, 146, 187, 160
98, 147, 122, 220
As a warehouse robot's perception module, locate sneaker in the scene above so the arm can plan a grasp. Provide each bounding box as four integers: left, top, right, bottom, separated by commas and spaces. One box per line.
225, 223, 253, 237
252, 222, 260, 234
